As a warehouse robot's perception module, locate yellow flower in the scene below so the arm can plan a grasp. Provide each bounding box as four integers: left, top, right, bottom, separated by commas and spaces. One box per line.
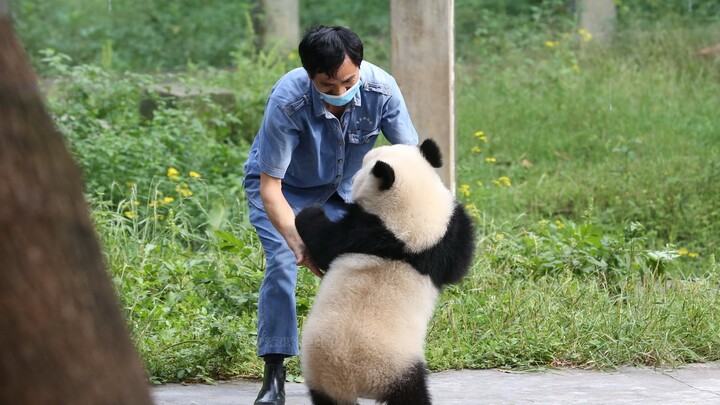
153, 214, 166, 221
491, 180, 501, 187
572, 64, 581, 73
539, 219, 549, 227
176, 185, 193, 197
167, 167, 180, 181
678, 248, 689, 256
123, 211, 135, 219
458, 184, 471, 198
688, 252, 699, 258
495, 233, 505, 240
476, 181, 483, 187
555, 220, 565, 229
485, 157, 497, 163
471, 146, 483, 154
189, 171, 201, 178
545, 41, 560, 48
474, 131, 488, 143
498, 176, 511, 187
125, 181, 136, 188
578, 28, 592, 42
162, 197, 175, 204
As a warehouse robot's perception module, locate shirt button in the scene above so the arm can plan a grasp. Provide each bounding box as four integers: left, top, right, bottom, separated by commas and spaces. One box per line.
338, 159, 344, 164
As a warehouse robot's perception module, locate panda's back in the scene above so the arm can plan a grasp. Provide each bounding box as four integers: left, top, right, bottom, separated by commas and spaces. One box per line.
301, 253, 438, 401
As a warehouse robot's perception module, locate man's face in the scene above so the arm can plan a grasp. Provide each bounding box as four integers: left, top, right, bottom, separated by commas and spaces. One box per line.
311, 56, 360, 96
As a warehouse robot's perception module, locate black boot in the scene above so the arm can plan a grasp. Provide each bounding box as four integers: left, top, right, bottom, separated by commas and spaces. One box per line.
254, 363, 286, 405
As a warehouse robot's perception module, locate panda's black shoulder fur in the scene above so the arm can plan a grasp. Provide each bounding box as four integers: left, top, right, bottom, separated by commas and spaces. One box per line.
296, 203, 475, 289
409, 203, 476, 287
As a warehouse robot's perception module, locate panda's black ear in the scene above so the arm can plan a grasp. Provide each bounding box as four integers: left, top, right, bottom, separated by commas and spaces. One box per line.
420, 139, 443, 168
371, 160, 395, 191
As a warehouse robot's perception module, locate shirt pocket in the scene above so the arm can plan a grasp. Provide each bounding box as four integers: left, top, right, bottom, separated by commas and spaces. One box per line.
347, 128, 380, 163
348, 128, 380, 145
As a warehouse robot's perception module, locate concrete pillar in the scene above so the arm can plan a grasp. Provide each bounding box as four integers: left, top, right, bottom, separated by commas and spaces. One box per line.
259, 0, 300, 52
391, 0, 455, 191
577, 0, 616, 41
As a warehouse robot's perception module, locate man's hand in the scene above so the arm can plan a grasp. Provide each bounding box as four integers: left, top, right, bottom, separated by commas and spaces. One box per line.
259, 172, 324, 278
287, 236, 322, 278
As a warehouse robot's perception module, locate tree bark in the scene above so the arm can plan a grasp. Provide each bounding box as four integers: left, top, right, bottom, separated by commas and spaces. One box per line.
0, 16, 153, 405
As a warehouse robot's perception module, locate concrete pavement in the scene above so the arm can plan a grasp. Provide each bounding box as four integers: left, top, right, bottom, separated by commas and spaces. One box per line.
152, 363, 720, 404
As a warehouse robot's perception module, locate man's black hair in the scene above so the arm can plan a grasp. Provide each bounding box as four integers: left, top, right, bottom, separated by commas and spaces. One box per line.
298, 26, 364, 79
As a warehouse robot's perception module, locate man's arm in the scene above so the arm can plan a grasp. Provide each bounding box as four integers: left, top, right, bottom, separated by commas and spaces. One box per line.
380, 75, 419, 145
259, 172, 322, 277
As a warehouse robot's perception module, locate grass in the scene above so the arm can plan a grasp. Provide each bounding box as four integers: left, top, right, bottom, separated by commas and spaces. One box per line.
427, 20, 720, 372
30, 12, 720, 382
455, 24, 720, 265
428, 237, 720, 371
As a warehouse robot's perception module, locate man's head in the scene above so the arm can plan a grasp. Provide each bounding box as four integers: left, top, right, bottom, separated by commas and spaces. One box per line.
298, 26, 363, 80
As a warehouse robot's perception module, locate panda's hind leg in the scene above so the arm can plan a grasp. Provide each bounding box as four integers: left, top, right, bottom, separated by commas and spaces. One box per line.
381, 362, 431, 405
308, 389, 358, 405
309, 389, 336, 405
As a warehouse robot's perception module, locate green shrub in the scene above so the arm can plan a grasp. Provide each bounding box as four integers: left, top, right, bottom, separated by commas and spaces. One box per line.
41, 42, 291, 208
14, 0, 257, 72
92, 191, 264, 382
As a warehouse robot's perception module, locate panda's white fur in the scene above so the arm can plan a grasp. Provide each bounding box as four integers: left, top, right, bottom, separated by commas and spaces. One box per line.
301, 254, 438, 403
351, 144, 454, 253
296, 139, 475, 405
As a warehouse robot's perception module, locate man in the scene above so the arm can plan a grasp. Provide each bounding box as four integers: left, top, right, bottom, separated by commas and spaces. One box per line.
243, 25, 418, 405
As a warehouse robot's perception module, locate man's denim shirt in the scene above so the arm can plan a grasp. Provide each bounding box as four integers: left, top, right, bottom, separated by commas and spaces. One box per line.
243, 61, 418, 212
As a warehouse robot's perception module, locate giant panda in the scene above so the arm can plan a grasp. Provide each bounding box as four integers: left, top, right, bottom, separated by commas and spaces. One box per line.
295, 138, 476, 405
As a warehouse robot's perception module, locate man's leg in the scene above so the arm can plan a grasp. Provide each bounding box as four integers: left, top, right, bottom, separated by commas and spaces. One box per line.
249, 195, 349, 405
249, 203, 298, 405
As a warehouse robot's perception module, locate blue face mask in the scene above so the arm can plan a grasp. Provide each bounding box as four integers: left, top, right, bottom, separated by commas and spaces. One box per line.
318, 80, 362, 107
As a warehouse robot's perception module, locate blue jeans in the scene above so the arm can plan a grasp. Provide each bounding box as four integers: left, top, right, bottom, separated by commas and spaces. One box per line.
248, 194, 349, 357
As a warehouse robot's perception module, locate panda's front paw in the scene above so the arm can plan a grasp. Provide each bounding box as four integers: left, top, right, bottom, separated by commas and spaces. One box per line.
296, 206, 329, 231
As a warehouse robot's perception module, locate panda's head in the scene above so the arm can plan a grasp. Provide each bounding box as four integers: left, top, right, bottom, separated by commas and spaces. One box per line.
351, 139, 455, 253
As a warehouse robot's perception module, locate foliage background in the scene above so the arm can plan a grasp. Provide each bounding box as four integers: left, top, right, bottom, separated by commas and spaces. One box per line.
14, 0, 720, 71
10, 0, 720, 383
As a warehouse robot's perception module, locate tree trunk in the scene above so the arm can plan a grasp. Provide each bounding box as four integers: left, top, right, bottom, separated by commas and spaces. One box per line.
0, 16, 153, 405
576, 0, 616, 41
259, 0, 299, 52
